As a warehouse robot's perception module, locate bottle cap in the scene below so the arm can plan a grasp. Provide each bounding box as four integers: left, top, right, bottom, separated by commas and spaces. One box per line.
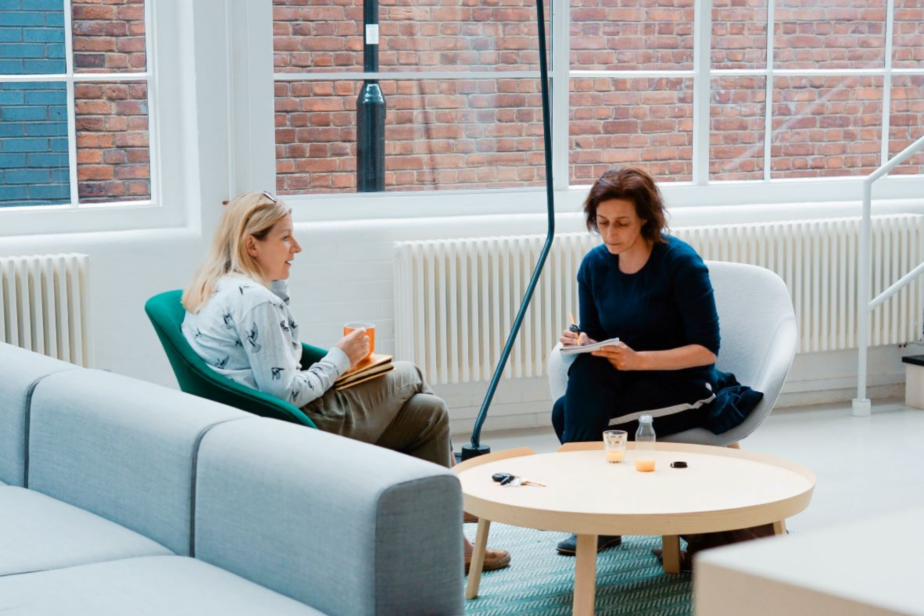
639, 415, 653, 423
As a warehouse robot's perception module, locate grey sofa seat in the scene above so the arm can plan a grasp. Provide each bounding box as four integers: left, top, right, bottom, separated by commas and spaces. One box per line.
0, 343, 77, 487
0, 556, 328, 616
0, 487, 172, 576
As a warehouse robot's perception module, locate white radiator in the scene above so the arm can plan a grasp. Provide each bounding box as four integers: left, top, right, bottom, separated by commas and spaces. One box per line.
0, 254, 93, 367
394, 215, 924, 385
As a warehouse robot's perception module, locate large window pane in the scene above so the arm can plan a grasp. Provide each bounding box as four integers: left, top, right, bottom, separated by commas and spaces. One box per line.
774, 0, 886, 70
275, 79, 545, 194
72, 0, 146, 73
0, 82, 69, 207
0, 0, 66, 75
889, 75, 924, 176
771, 76, 883, 178
570, 78, 693, 184
893, 0, 924, 69
711, 0, 768, 70
571, 0, 694, 71
711, 77, 766, 181
75, 81, 150, 202
273, 0, 545, 74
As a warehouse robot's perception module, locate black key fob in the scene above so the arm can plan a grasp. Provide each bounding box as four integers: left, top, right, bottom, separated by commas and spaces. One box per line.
500, 475, 516, 485
492, 472, 511, 483
670, 461, 688, 469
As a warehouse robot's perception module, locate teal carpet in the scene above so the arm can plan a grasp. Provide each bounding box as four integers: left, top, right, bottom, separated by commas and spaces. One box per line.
464, 523, 692, 616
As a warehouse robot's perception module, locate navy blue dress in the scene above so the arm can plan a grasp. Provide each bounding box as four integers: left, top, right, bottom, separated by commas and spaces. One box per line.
553, 236, 721, 443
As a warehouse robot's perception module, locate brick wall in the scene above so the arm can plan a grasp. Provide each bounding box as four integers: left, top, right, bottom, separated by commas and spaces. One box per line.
0, 81, 69, 207
771, 76, 883, 178
774, 0, 885, 70
72, 0, 146, 73
890, 75, 924, 175
712, 0, 767, 70
569, 77, 693, 183
894, 0, 924, 68
0, 0, 65, 75
275, 78, 545, 193
570, 0, 694, 70
711, 76, 766, 181
75, 81, 150, 202
273, 0, 543, 73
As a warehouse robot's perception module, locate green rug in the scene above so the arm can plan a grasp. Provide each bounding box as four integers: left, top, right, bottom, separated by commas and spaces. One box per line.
464, 523, 692, 616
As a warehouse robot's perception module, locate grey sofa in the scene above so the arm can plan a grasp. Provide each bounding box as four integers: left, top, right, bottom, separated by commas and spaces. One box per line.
0, 342, 464, 615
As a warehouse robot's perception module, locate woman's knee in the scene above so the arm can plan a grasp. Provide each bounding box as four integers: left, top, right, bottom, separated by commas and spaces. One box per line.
405, 393, 449, 428
391, 361, 426, 391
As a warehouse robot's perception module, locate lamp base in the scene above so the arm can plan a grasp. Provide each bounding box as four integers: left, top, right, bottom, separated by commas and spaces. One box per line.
460, 444, 492, 462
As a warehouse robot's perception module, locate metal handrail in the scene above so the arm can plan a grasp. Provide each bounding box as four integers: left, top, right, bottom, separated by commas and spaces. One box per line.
853, 133, 924, 417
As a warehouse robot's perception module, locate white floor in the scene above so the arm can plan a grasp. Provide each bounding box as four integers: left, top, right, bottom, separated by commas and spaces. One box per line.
468, 400, 924, 532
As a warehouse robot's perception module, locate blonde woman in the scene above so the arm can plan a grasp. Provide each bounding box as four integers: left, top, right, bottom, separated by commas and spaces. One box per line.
182, 191, 509, 573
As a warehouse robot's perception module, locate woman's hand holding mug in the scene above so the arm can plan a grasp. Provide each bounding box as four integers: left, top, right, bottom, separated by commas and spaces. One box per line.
336, 328, 371, 367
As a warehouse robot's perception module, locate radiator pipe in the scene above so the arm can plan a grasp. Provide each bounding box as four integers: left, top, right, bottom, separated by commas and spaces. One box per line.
462, 0, 555, 460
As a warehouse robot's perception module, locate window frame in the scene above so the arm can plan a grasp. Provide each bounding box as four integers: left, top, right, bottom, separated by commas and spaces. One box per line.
0, 0, 189, 237
248, 0, 924, 223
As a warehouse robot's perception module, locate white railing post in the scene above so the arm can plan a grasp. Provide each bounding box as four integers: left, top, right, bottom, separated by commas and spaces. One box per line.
852, 180, 873, 417
854, 133, 924, 417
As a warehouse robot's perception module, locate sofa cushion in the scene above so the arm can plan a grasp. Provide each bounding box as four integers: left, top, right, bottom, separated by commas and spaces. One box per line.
0, 343, 76, 487
27, 369, 247, 556
195, 418, 464, 616
0, 487, 172, 576
0, 556, 327, 616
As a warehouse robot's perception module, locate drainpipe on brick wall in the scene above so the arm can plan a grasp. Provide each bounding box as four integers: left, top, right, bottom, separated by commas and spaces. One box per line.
356, 0, 385, 192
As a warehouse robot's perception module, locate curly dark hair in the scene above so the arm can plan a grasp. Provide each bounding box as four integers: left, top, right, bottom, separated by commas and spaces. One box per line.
583, 167, 668, 244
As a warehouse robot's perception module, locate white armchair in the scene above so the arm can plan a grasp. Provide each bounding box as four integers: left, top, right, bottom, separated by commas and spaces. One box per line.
548, 261, 798, 446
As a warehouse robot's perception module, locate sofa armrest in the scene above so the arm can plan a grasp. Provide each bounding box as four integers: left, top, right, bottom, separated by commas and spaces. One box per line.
194, 418, 463, 616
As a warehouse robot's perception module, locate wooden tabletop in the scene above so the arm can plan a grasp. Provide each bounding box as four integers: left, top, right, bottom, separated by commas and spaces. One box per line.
457, 443, 816, 536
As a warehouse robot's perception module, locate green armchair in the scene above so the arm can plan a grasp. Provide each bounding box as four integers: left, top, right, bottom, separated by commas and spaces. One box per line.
145, 290, 323, 428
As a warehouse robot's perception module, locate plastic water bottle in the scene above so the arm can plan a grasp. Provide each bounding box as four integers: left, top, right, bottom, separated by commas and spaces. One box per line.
635, 415, 656, 454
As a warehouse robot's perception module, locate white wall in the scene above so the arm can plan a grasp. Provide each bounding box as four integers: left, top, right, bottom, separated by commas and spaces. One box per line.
1, 0, 922, 439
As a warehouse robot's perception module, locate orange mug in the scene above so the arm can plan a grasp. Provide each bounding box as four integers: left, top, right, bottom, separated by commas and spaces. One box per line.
343, 322, 375, 361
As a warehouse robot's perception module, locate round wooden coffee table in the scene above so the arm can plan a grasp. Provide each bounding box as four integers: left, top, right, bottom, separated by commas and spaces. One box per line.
456, 442, 816, 616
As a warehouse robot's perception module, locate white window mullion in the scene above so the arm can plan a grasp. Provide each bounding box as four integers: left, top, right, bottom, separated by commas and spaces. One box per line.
692, 0, 713, 185
881, 0, 895, 172
63, 0, 79, 207
763, 0, 776, 181
552, 0, 570, 191
145, 0, 160, 206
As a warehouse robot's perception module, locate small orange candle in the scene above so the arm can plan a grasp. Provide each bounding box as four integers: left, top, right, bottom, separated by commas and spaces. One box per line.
635, 458, 656, 472
606, 450, 625, 463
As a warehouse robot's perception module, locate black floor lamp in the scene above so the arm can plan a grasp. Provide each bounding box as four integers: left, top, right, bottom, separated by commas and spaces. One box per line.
461, 0, 555, 461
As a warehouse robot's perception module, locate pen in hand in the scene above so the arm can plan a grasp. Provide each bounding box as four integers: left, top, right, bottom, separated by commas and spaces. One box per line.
568, 312, 582, 334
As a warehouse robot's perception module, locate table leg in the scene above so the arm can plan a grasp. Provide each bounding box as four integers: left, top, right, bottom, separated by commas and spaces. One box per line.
773, 519, 787, 536
465, 518, 491, 599
661, 535, 682, 574
573, 534, 598, 616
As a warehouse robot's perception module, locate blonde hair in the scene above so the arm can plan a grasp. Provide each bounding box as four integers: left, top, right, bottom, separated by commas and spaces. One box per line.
183, 191, 292, 313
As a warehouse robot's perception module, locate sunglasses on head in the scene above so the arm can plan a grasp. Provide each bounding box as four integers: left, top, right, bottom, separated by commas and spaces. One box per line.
261, 191, 277, 204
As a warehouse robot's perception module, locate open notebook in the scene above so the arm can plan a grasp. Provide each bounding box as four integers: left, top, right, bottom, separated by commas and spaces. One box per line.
334, 353, 394, 391
559, 338, 620, 356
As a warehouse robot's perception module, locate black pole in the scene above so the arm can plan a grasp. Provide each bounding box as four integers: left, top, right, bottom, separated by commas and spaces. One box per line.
462, 0, 555, 461
357, 0, 385, 192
